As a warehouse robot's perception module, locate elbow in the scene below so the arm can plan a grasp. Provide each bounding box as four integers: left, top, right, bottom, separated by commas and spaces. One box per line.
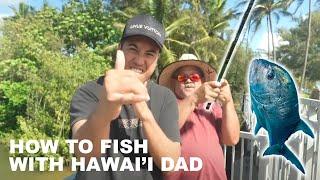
222, 133, 240, 146
155, 142, 181, 166
171, 143, 181, 163
229, 135, 240, 145
178, 121, 184, 129
163, 143, 181, 174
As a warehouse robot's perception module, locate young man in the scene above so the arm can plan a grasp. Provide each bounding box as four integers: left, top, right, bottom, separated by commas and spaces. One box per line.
70, 15, 180, 180
158, 54, 240, 180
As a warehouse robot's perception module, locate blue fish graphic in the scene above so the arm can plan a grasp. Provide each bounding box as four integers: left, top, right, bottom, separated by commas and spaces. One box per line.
248, 59, 314, 174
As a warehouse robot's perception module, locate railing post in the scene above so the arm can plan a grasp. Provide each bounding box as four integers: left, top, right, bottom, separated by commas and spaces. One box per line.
226, 97, 319, 180
316, 110, 320, 180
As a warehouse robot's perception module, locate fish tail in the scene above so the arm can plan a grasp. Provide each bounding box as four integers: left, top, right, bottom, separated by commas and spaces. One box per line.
264, 144, 305, 174
296, 120, 314, 138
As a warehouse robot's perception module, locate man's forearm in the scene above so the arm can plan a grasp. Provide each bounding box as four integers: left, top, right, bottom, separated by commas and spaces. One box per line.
142, 114, 181, 169
134, 102, 180, 169
221, 101, 240, 145
72, 99, 120, 161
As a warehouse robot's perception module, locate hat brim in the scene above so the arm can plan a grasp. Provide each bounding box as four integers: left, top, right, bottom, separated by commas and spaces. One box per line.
121, 33, 163, 50
158, 60, 217, 91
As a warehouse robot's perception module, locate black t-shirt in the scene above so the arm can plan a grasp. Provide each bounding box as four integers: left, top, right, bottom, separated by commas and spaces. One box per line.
70, 76, 180, 180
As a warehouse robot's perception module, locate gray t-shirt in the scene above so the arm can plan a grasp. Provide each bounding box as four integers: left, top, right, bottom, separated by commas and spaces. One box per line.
70, 76, 180, 180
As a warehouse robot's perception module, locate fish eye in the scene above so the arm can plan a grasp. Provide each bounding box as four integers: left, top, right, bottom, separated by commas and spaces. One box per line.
267, 69, 275, 80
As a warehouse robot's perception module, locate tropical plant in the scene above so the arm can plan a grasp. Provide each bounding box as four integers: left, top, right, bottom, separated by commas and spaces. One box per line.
56, 0, 121, 53
277, 11, 320, 87
102, 0, 191, 75
239, 0, 293, 60
9, 2, 36, 19
186, 0, 238, 67
0, 0, 256, 164
0, 2, 112, 165
281, 0, 320, 90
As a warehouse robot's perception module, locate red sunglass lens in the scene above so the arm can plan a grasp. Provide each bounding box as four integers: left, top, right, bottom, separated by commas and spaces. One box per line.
177, 73, 201, 82
189, 74, 201, 82
177, 75, 187, 82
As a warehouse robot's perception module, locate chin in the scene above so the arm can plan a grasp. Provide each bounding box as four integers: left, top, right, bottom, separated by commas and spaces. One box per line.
182, 91, 194, 98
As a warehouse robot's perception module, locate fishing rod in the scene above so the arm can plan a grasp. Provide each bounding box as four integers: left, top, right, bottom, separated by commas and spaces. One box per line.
205, 0, 256, 110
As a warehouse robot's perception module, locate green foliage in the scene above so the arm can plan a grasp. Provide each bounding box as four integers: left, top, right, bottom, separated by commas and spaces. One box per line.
0, 2, 112, 165
0, 58, 37, 82
277, 11, 320, 86
241, 0, 293, 59
56, 0, 121, 52
0, 81, 30, 130
226, 46, 253, 93
0, 0, 256, 166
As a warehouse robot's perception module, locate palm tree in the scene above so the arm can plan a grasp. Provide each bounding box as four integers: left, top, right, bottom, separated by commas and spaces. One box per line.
102, 0, 191, 77
104, 0, 238, 73
241, 0, 292, 61
184, 0, 238, 66
284, 0, 320, 90
9, 2, 35, 19
301, 0, 312, 91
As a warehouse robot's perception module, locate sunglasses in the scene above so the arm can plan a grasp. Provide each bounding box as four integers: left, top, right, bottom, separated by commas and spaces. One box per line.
176, 73, 202, 83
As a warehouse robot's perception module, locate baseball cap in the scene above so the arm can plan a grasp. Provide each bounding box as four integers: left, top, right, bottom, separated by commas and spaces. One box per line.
121, 14, 165, 49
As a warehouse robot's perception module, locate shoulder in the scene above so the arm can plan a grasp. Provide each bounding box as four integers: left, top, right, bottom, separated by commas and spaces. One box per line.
79, 76, 104, 91
148, 81, 176, 100
147, 81, 178, 117
72, 76, 104, 102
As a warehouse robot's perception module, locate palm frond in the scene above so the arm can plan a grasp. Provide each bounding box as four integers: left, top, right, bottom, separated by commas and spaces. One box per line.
166, 38, 190, 48
190, 36, 211, 46
278, 9, 294, 20
190, 36, 224, 47
198, 26, 209, 37
212, 21, 229, 31
165, 16, 190, 37
113, 10, 132, 19
273, 12, 280, 24
161, 46, 176, 65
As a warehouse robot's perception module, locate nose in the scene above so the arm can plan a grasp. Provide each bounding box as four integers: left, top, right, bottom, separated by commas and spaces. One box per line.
185, 78, 192, 83
133, 54, 145, 66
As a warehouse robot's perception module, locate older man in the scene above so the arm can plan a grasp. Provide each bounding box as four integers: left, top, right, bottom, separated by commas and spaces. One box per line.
70, 15, 180, 180
158, 54, 240, 180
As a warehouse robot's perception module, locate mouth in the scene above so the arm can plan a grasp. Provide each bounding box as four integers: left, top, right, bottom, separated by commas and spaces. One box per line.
130, 67, 144, 74
184, 83, 195, 89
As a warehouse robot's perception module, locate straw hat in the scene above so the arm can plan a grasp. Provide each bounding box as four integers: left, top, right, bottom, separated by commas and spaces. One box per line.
158, 54, 216, 90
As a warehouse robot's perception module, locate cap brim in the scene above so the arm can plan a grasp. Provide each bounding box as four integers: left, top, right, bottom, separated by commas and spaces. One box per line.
121, 33, 163, 50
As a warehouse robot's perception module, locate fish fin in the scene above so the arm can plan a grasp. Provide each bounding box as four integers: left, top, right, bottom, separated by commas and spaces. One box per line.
295, 120, 314, 138
254, 122, 262, 135
263, 144, 305, 174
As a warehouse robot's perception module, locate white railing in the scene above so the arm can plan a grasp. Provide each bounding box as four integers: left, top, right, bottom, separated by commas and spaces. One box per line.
224, 97, 320, 180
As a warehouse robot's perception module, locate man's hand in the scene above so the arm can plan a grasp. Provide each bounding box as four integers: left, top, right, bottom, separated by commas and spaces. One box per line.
101, 50, 150, 120
132, 100, 152, 121
216, 79, 233, 107
193, 81, 221, 104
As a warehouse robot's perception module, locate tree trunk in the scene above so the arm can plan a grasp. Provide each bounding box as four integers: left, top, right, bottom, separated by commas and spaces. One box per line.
300, 0, 312, 91
266, 16, 270, 59
268, 13, 276, 61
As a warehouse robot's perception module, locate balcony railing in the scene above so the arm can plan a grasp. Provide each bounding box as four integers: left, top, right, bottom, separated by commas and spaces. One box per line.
224, 97, 320, 180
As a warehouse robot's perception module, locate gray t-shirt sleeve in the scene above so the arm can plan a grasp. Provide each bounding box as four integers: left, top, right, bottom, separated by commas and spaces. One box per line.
70, 81, 100, 127
158, 88, 180, 143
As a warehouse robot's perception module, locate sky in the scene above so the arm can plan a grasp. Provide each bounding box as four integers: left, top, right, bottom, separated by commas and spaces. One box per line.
0, 0, 316, 55
225, 0, 312, 58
